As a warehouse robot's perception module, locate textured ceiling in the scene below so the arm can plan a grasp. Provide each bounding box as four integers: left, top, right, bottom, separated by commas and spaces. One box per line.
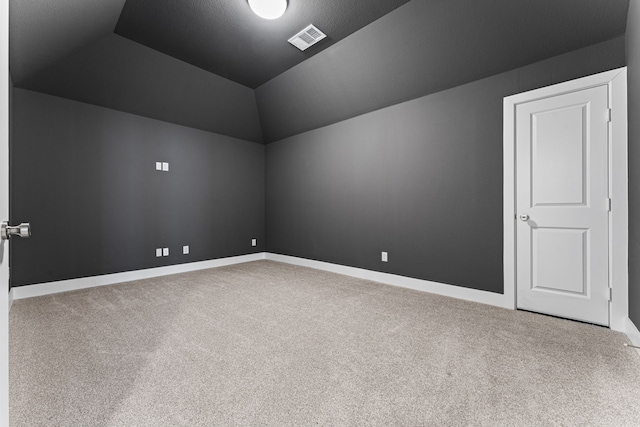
10, 0, 630, 90
9, 0, 127, 84
9, 0, 631, 143
256, 0, 630, 142
114, 0, 412, 88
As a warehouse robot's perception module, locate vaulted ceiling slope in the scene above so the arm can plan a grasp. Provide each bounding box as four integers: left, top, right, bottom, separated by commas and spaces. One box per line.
10, 0, 127, 85
9, 0, 630, 144
114, 0, 412, 88
256, 0, 630, 142
10, 0, 411, 88
19, 34, 264, 143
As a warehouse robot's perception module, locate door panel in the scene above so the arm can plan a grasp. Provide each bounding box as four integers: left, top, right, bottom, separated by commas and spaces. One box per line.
532, 105, 586, 206
516, 85, 609, 326
532, 227, 587, 295
0, 0, 9, 424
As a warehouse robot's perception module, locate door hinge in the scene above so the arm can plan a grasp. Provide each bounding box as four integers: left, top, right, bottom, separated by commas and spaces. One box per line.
608, 287, 613, 301
607, 108, 612, 122
607, 198, 612, 212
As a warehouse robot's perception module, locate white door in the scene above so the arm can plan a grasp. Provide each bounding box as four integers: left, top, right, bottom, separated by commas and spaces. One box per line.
0, 0, 9, 424
515, 84, 610, 326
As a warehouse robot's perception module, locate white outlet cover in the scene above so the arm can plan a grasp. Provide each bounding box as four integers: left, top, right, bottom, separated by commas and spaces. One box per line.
251, 239, 257, 247
183, 245, 189, 254
156, 248, 162, 257
155, 162, 162, 171
381, 252, 388, 262
162, 162, 169, 171
163, 248, 169, 256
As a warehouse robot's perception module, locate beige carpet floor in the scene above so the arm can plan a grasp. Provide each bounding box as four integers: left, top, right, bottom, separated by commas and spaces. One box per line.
9, 260, 640, 426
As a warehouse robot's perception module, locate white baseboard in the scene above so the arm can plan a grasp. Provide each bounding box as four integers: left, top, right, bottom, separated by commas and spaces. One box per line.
12, 251, 636, 344
626, 318, 640, 356
13, 251, 509, 311
265, 253, 510, 309
12, 253, 266, 300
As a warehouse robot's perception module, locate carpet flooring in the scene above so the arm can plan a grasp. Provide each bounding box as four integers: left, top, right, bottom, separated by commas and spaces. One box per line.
9, 260, 640, 426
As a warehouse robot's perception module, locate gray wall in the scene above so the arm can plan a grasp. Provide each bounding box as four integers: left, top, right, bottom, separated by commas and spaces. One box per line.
627, 0, 640, 326
266, 43, 626, 294
256, 0, 626, 143
19, 34, 263, 144
10, 89, 265, 287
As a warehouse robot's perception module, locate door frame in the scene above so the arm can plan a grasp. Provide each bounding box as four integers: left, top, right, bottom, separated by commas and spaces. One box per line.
0, 0, 8, 424
503, 67, 628, 332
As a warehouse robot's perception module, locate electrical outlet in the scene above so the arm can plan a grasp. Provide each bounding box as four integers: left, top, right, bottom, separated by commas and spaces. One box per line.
156, 248, 162, 257
381, 251, 388, 262
183, 245, 189, 255
162, 162, 169, 171
163, 248, 169, 256
155, 162, 162, 171
251, 239, 257, 247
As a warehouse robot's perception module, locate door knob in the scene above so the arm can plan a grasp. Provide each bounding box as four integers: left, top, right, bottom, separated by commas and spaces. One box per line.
1, 222, 31, 240
519, 214, 529, 221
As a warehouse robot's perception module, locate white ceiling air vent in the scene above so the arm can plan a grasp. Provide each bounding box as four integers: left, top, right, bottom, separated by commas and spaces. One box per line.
288, 24, 327, 51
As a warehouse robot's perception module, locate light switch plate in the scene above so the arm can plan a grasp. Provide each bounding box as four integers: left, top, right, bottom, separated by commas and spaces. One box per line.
163, 248, 169, 256
155, 162, 162, 171
162, 162, 169, 171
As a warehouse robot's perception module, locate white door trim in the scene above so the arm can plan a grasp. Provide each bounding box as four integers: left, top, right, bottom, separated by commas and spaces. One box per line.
0, 0, 9, 424
503, 67, 628, 332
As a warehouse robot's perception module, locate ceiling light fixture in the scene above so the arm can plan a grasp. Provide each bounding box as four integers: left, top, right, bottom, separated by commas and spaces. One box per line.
248, 0, 287, 20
